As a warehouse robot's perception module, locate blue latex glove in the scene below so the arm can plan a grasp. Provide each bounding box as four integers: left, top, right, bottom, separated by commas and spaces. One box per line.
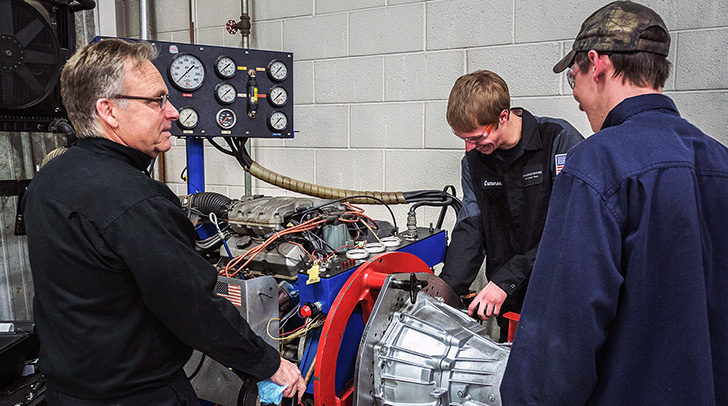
257, 379, 289, 405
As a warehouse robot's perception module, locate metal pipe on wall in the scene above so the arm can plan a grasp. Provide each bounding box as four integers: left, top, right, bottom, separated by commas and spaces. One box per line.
242, 0, 249, 49
189, 0, 198, 43
186, 0, 204, 194
140, 0, 149, 40
242, 0, 252, 196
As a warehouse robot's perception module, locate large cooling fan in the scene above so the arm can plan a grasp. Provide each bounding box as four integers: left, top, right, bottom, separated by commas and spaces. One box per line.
0, 0, 65, 109
0, 0, 94, 132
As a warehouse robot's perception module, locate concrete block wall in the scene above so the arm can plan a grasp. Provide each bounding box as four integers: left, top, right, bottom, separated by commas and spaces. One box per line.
126, 0, 727, 231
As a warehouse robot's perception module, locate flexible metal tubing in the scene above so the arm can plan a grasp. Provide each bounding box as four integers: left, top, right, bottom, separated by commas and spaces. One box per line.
248, 161, 408, 205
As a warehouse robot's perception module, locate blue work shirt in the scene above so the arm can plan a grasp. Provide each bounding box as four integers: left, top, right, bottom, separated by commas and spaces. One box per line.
501, 94, 728, 405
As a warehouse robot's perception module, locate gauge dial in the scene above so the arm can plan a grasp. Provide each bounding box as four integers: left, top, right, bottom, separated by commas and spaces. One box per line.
268, 111, 288, 131
169, 54, 205, 91
267, 60, 288, 82
178, 107, 199, 130
216, 108, 236, 130
268, 86, 288, 107
215, 55, 236, 79
215, 83, 237, 104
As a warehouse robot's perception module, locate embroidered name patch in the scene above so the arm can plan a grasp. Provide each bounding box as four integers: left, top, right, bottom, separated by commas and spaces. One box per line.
522, 164, 543, 187
482, 179, 503, 189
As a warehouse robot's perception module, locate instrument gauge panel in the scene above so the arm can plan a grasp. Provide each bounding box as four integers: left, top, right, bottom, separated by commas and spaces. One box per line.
215, 83, 237, 104
168, 54, 205, 91
268, 86, 288, 107
215, 55, 236, 79
150, 40, 293, 137
268, 111, 288, 131
267, 60, 288, 82
178, 107, 199, 130
216, 108, 236, 130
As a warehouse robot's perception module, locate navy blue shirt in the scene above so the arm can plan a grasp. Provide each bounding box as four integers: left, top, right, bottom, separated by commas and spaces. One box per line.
501, 94, 728, 405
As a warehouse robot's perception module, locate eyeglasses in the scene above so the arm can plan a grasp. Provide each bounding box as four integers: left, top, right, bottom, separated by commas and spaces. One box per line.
111, 94, 170, 110
566, 64, 578, 89
452, 123, 494, 143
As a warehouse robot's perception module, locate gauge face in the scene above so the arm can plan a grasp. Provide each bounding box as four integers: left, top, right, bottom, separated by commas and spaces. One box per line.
215, 83, 237, 104
216, 108, 236, 129
215, 56, 236, 79
169, 54, 205, 91
178, 107, 199, 130
268, 86, 288, 107
268, 111, 288, 131
267, 60, 288, 82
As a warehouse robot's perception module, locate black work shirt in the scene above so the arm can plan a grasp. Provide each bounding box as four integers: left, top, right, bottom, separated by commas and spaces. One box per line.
440, 109, 583, 313
22, 137, 279, 399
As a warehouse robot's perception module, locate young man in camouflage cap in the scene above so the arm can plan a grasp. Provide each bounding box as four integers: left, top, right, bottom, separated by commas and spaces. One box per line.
501, 2, 728, 404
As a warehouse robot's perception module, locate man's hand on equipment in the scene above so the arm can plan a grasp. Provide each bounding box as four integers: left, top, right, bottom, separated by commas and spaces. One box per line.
468, 282, 507, 320
269, 357, 306, 399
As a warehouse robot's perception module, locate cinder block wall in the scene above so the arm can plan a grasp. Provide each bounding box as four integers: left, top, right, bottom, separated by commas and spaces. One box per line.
135, 0, 728, 229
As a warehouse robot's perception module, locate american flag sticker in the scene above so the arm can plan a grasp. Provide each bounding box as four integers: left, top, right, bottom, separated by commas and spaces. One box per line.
216, 281, 242, 307
555, 153, 567, 176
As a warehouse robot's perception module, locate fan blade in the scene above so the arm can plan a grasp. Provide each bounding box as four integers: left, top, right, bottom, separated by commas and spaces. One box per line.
24, 49, 56, 65
0, 1, 12, 35
15, 18, 44, 47
16, 64, 44, 95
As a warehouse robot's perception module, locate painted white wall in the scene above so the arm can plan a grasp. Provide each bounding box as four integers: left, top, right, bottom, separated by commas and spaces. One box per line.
119, 0, 728, 230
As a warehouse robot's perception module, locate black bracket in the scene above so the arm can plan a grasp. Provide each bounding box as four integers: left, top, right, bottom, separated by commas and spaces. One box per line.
1, 180, 31, 235
391, 273, 428, 304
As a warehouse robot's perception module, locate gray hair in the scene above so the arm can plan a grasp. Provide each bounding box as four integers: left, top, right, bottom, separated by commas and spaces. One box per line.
60, 38, 157, 138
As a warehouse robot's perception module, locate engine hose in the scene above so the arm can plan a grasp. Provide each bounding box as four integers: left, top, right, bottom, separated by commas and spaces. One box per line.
190, 192, 232, 217
248, 161, 408, 205
41, 147, 69, 168
69, 0, 96, 12
408, 198, 454, 213
408, 198, 456, 230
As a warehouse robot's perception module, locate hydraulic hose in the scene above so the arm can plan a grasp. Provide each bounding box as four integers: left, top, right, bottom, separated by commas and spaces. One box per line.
189, 192, 232, 217
40, 147, 68, 168
248, 161, 408, 205
69, 0, 96, 12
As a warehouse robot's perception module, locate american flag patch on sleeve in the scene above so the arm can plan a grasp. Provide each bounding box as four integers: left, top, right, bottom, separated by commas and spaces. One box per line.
216, 281, 242, 307
555, 153, 567, 176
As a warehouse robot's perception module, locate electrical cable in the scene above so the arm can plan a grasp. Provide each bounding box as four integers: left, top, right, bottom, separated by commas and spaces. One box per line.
279, 304, 302, 327
223, 217, 327, 277
294, 195, 398, 233
209, 212, 235, 261
187, 354, 206, 380
180, 166, 201, 193
436, 185, 459, 228
266, 315, 325, 342
206, 137, 236, 156
304, 358, 316, 388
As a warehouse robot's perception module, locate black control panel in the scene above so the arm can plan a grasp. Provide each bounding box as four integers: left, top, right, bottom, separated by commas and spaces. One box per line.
147, 40, 294, 139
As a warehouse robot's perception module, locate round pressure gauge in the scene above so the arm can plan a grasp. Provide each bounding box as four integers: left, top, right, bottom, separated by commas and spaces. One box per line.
178, 107, 199, 130
267, 60, 288, 82
268, 111, 288, 131
216, 108, 236, 130
215, 83, 237, 104
215, 55, 236, 79
268, 86, 288, 107
169, 54, 205, 91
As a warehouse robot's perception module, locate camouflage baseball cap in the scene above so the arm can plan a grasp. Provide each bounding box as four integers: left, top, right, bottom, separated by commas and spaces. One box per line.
553, 1, 670, 73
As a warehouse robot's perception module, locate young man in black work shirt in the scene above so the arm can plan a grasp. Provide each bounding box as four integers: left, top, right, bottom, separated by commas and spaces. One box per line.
440, 70, 583, 341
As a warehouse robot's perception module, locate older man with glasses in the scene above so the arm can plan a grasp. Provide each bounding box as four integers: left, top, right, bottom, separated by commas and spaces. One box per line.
22, 38, 305, 405
439, 70, 583, 342
501, 2, 728, 405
